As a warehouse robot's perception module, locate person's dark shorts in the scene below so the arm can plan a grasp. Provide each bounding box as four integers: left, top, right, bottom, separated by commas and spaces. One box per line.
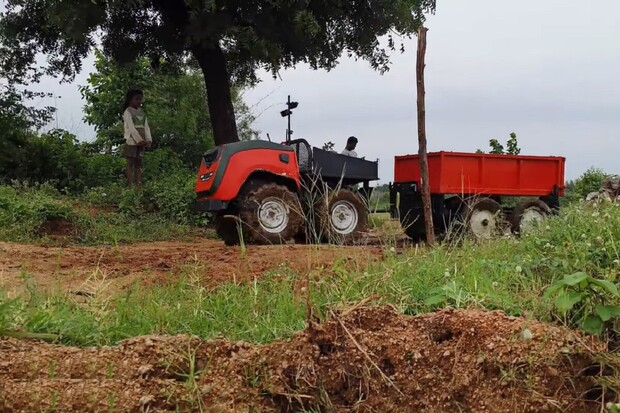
123, 144, 145, 166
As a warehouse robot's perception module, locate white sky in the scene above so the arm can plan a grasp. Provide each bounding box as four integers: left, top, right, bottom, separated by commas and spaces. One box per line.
26, 0, 620, 182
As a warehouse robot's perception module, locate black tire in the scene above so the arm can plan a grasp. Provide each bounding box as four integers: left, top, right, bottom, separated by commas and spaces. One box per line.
511, 200, 551, 234
214, 212, 241, 246
404, 225, 427, 244
316, 189, 368, 245
237, 181, 303, 245
465, 197, 503, 239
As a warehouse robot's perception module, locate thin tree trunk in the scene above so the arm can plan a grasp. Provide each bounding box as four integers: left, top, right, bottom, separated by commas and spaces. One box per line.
416, 27, 435, 245
192, 45, 239, 146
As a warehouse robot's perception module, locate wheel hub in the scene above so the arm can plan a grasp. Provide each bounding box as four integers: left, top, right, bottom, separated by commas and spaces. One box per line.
330, 200, 359, 235
469, 209, 497, 239
257, 197, 289, 234
520, 207, 544, 233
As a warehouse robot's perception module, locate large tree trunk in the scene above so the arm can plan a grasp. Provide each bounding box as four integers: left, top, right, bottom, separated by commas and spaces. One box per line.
192, 45, 239, 145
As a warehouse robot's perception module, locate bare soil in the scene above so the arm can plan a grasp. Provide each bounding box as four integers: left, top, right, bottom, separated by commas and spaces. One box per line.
0, 307, 612, 413
0, 239, 383, 296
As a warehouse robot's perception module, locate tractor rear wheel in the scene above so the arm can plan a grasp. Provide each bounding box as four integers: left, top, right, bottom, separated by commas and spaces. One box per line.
511, 200, 551, 235
238, 181, 303, 245
465, 198, 504, 240
317, 189, 368, 244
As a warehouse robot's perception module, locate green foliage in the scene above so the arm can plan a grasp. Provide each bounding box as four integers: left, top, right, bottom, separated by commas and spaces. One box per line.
369, 184, 390, 212
506, 133, 521, 155
544, 272, 620, 335
80, 51, 216, 166
0, 184, 194, 245
489, 139, 505, 155
0, 85, 55, 179
564, 167, 610, 204
1, 127, 126, 191
478, 132, 521, 155
0, 184, 76, 241
1, 0, 435, 145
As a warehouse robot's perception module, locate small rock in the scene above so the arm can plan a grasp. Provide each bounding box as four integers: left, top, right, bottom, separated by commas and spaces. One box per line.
140, 395, 155, 406
443, 350, 451, 357
137, 365, 152, 378
521, 328, 533, 341
144, 338, 154, 347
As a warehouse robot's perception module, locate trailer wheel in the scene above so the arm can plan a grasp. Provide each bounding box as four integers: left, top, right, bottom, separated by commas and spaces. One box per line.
512, 200, 551, 235
238, 181, 303, 245
317, 189, 368, 244
466, 198, 503, 240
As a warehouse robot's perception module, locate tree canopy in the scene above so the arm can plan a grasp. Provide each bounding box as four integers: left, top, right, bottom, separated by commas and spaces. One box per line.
0, 0, 436, 146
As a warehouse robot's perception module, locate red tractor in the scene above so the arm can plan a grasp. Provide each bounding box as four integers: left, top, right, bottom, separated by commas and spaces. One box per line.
389, 151, 566, 241
195, 139, 379, 245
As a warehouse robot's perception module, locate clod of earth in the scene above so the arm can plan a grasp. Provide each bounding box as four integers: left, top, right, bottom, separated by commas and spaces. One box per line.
0, 307, 613, 413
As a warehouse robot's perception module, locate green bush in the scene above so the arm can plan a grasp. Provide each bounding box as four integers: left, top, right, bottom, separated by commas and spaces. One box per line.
82, 153, 125, 188
143, 171, 203, 225
0, 184, 78, 241
564, 167, 610, 204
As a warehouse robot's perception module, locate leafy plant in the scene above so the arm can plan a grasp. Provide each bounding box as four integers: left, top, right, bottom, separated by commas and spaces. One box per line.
478, 133, 521, 155
564, 167, 610, 204
544, 272, 620, 335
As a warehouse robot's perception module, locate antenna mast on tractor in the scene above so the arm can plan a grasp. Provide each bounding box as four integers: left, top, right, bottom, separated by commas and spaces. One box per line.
280, 95, 299, 143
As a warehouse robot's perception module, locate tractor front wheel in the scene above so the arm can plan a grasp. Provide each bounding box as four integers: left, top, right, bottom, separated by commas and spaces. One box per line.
238, 182, 303, 245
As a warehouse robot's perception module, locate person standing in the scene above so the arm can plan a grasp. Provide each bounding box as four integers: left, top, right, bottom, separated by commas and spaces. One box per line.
341, 136, 358, 157
122, 89, 152, 187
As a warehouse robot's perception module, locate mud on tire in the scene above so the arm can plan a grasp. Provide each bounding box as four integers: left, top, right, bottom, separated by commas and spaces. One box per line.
316, 189, 368, 245
238, 181, 303, 245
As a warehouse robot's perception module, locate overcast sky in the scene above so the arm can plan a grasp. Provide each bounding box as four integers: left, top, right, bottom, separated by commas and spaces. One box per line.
28, 0, 620, 182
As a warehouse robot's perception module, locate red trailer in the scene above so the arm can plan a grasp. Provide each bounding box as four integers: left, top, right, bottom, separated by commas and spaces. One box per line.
390, 151, 566, 241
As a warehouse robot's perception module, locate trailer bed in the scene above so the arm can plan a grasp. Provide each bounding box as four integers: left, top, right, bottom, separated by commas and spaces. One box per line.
394, 151, 565, 197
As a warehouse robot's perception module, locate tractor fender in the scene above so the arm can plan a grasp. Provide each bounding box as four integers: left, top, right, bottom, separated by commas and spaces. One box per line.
195, 141, 301, 203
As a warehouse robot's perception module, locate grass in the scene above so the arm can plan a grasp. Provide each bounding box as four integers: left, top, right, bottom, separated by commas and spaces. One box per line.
0, 183, 197, 245
1, 200, 620, 346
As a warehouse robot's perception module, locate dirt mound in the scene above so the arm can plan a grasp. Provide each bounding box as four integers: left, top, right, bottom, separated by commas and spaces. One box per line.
0, 307, 613, 413
36, 218, 77, 238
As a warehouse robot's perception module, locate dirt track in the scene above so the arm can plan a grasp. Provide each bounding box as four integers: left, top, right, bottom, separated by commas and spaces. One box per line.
0, 240, 383, 296
0, 307, 610, 413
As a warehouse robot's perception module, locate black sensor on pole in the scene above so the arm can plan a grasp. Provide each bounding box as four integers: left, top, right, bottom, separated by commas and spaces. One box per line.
280, 95, 298, 143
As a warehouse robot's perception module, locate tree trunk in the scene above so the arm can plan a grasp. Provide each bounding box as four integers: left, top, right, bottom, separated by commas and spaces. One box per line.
416, 27, 435, 246
192, 45, 239, 145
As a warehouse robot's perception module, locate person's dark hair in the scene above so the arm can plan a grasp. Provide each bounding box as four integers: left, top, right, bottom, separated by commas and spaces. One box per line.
122, 88, 143, 113
347, 136, 358, 145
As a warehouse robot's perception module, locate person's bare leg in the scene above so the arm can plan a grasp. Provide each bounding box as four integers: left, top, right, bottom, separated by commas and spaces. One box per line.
135, 163, 142, 188
126, 159, 134, 188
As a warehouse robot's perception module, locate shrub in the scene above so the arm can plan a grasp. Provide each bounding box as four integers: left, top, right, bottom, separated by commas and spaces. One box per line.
0, 185, 78, 241
564, 167, 610, 204
143, 171, 203, 225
